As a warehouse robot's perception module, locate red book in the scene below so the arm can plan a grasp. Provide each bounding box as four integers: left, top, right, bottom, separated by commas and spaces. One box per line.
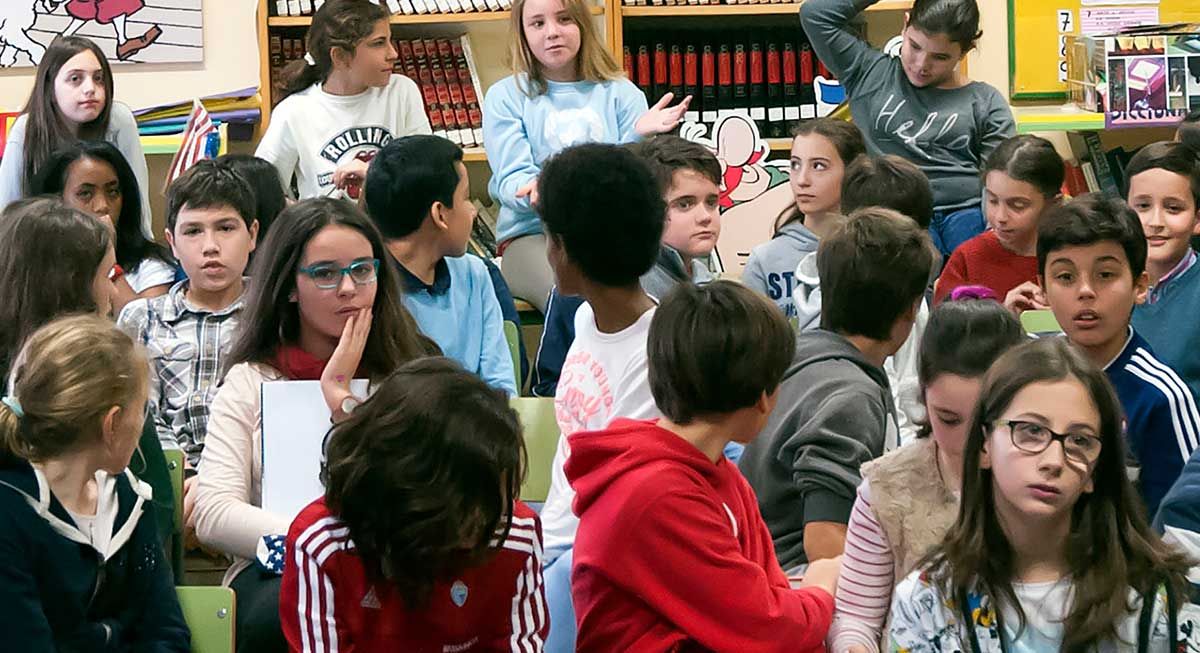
454, 103, 474, 146
683, 43, 700, 123
799, 42, 816, 119
623, 44, 634, 80
733, 40, 749, 115
636, 43, 652, 103
782, 41, 799, 131
717, 42, 733, 116
766, 38, 784, 138
749, 39, 766, 129
818, 59, 832, 79
701, 42, 717, 123
669, 42, 684, 103
653, 41, 669, 104
439, 104, 461, 145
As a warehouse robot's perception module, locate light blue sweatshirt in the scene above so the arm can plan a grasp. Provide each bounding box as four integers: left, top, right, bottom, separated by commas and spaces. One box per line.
396, 254, 517, 395
482, 75, 649, 244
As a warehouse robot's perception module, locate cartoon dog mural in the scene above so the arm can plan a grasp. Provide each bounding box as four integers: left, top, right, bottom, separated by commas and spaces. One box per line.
0, 1, 59, 67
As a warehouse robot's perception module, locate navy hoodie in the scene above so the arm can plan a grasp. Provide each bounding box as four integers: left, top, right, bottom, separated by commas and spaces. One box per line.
0, 456, 189, 652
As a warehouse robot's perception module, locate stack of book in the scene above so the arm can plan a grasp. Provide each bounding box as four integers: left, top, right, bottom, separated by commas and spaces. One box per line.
469, 200, 499, 259
1062, 131, 1133, 198
270, 34, 486, 149
624, 28, 836, 138
271, 0, 512, 16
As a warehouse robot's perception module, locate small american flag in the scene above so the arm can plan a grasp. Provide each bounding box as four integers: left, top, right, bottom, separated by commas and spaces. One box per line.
164, 99, 218, 189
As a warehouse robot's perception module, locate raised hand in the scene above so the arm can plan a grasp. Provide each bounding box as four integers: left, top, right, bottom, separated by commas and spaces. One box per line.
635, 92, 693, 137
1004, 281, 1048, 316
321, 307, 372, 421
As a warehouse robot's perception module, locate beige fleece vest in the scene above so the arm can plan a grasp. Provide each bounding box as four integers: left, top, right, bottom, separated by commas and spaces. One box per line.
861, 438, 959, 581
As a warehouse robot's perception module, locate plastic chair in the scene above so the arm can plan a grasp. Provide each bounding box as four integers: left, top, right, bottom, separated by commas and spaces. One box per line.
510, 397, 560, 503
164, 448, 185, 584
504, 320, 522, 393
176, 585, 236, 653
1020, 309, 1063, 336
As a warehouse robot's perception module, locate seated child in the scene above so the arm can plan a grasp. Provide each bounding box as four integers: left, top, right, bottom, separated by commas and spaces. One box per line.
532, 134, 722, 397
0, 315, 188, 650
363, 135, 515, 394
1038, 193, 1200, 515
740, 207, 936, 573
568, 281, 841, 652
118, 160, 260, 468
216, 153, 288, 245
1127, 141, 1200, 404
936, 134, 1064, 307
536, 142, 668, 651
281, 357, 546, 650
888, 337, 1198, 651
743, 118, 867, 319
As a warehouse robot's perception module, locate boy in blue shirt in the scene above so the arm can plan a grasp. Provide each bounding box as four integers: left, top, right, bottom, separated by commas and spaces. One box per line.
1038, 194, 1200, 515
1126, 141, 1200, 405
363, 135, 516, 395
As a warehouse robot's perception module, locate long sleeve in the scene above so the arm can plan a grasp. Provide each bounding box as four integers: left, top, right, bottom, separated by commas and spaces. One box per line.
783, 389, 889, 525
116, 300, 179, 452
603, 489, 835, 653
934, 248, 969, 305
109, 104, 154, 239
255, 105, 301, 200
829, 480, 896, 653
885, 303, 926, 446
0, 115, 29, 209
1142, 392, 1200, 516
281, 521, 357, 653
800, 0, 888, 93
741, 254, 769, 297
128, 507, 191, 652
483, 80, 539, 216
475, 261, 517, 395
976, 90, 1017, 162
612, 80, 650, 143
0, 510, 56, 650
194, 364, 291, 561
484, 512, 549, 653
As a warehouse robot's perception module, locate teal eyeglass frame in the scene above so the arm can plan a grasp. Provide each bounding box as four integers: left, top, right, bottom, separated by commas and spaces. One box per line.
298, 258, 380, 289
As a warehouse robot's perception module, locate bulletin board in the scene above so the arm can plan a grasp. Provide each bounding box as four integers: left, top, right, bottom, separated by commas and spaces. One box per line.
1008, 0, 1200, 101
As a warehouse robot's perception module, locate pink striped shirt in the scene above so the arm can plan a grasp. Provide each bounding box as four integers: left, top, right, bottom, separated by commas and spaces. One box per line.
828, 479, 894, 653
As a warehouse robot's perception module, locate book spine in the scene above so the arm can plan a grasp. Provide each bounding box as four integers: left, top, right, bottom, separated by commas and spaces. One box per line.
683, 43, 700, 123
669, 41, 684, 102
701, 42, 717, 124
636, 43, 652, 104
782, 40, 799, 130
623, 44, 634, 80
717, 42, 733, 118
275, 0, 288, 16
799, 42, 816, 120
749, 39, 766, 130
653, 41, 669, 104
766, 37, 784, 138
287, 0, 301, 17
733, 39, 749, 118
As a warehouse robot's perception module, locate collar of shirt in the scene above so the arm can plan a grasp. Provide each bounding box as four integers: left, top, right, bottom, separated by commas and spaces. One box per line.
1147, 249, 1197, 305
160, 278, 248, 323
396, 257, 452, 296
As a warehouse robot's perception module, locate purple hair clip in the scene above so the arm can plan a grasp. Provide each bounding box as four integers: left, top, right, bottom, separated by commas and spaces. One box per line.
949, 285, 999, 302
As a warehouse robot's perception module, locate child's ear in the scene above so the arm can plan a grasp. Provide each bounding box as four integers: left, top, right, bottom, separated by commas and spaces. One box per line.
1192, 210, 1200, 235
1133, 270, 1150, 305
100, 405, 121, 453
248, 220, 260, 252
1037, 274, 1046, 292
430, 202, 450, 232
979, 428, 992, 470
164, 228, 177, 258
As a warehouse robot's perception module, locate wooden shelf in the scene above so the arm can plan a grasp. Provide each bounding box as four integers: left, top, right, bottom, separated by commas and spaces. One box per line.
621, 1, 910, 18
267, 5, 602, 27
1014, 104, 1105, 134
766, 137, 791, 151
463, 147, 487, 162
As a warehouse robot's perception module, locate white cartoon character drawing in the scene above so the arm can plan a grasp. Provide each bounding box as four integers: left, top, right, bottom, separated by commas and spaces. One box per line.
0, 1, 61, 67
681, 114, 791, 276
62, 0, 162, 61
544, 107, 606, 151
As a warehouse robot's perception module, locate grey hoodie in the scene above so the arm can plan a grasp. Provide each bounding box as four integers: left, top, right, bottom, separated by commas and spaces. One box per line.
741, 221, 821, 319
739, 329, 898, 572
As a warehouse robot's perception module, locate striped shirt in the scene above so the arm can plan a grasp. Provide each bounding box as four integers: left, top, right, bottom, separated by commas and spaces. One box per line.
1105, 328, 1200, 516
281, 498, 548, 653
829, 479, 896, 653
117, 280, 245, 468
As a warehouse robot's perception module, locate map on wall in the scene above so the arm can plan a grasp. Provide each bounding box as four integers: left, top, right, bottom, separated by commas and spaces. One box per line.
0, 0, 203, 68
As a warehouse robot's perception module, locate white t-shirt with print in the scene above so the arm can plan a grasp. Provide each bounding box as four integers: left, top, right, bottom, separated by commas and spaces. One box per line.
126, 258, 177, 294
540, 302, 661, 554
255, 75, 432, 200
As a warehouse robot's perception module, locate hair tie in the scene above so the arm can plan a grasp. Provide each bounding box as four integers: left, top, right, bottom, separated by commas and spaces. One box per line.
303, 52, 316, 67
2, 397, 23, 418
949, 285, 1000, 302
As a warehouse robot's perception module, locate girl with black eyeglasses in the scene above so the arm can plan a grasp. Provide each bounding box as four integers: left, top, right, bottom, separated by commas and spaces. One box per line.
887, 337, 1199, 653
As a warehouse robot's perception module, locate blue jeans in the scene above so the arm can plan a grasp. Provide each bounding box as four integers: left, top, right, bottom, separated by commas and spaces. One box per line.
929, 205, 986, 260
544, 546, 577, 653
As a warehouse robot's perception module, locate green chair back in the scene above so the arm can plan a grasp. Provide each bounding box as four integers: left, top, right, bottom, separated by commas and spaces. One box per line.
177, 585, 235, 653
163, 448, 185, 584
504, 320, 522, 393
510, 397, 560, 503
1020, 309, 1063, 336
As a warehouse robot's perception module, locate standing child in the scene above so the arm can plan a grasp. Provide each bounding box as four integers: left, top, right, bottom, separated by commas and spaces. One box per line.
568, 281, 842, 652
281, 358, 546, 651
1038, 194, 1200, 516
32, 141, 175, 311
363, 135, 515, 394
192, 198, 435, 653
828, 299, 1024, 653
802, 0, 1015, 259
0, 36, 152, 234
742, 118, 866, 319
740, 207, 936, 573
484, 0, 687, 313
936, 135, 1064, 308
888, 337, 1199, 652
537, 143, 667, 652
255, 0, 432, 200
0, 315, 189, 651
1127, 141, 1200, 404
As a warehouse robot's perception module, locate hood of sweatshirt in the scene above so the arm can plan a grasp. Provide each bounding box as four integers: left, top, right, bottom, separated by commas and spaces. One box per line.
776, 221, 821, 252
787, 328, 891, 390
793, 250, 822, 331
566, 419, 730, 518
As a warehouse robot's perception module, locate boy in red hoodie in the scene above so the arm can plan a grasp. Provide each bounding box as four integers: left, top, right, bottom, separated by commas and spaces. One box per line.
566, 281, 841, 653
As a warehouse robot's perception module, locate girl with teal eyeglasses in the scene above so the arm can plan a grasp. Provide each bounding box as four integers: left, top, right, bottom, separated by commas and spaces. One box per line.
193, 198, 437, 653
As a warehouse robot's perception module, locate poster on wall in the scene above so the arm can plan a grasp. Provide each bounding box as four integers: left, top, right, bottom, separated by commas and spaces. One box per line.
0, 0, 203, 68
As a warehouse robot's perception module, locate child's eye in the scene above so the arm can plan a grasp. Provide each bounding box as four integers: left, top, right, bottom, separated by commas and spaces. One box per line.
1055, 272, 1074, 283
184, 228, 201, 236
558, 15, 572, 24
221, 224, 235, 232
675, 198, 696, 210
530, 19, 543, 28
813, 161, 827, 171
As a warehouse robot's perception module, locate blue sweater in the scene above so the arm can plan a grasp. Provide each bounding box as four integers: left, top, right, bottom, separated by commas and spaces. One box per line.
397, 255, 516, 395
1132, 258, 1200, 407
1106, 329, 1200, 515
482, 75, 648, 244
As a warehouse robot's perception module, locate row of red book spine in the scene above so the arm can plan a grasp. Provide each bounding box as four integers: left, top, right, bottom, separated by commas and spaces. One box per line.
625, 29, 836, 138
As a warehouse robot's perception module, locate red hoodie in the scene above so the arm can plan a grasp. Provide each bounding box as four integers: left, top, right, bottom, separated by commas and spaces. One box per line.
565, 419, 834, 653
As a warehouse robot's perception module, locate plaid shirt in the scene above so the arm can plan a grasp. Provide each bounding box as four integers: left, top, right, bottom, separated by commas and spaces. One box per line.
117, 279, 246, 467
